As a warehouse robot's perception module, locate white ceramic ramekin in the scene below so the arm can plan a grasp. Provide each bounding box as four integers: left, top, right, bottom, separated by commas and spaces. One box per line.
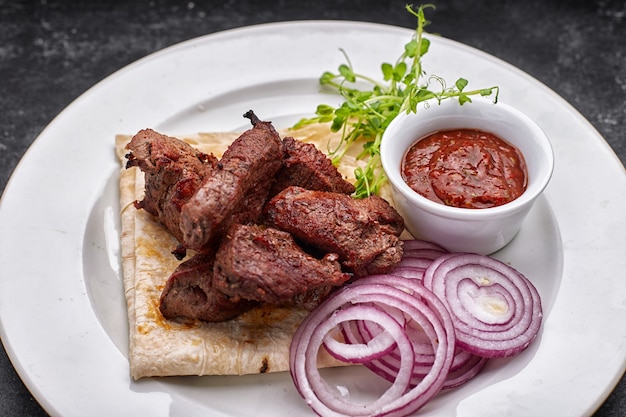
381, 97, 554, 254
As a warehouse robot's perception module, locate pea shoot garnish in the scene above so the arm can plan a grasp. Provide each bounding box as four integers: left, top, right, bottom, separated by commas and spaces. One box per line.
294, 4, 500, 198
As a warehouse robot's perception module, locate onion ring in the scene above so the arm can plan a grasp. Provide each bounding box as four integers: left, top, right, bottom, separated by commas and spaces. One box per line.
290, 240, 544, 415
348, 275, 486, 390
290, 276, 456, 416
422, 252, 543, 358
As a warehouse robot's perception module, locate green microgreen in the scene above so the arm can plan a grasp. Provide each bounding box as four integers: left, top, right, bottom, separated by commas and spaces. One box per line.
293, 3, 500, 198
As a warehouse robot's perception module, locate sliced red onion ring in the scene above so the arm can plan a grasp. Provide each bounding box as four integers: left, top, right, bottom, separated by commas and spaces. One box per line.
323, 312, 397, 363
290, 240, 543, 415
385, 267, 426, 280
310, 304, 416, 414
290, 276, 456, 417
349, 275, 486, 390
422, 252, 543, 358
441, 351, 488, 389
390, 239, 449, 279
365, 345, 486, 390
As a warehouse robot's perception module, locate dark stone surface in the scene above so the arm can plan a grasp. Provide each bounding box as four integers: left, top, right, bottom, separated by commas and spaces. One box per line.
0, 0, 624, 416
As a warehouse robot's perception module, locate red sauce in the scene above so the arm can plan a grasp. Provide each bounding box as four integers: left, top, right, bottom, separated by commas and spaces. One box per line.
401, 129, 527, 209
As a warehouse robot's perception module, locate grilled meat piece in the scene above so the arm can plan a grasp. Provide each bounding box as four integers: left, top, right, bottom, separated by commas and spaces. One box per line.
264, 186, 404, 277
270, 136, 355, 196
179, 111, 283, 252
357, 190, 406, 236
125, 129, 218, 244
159, 252, 257, 322
213, 223, 351, 307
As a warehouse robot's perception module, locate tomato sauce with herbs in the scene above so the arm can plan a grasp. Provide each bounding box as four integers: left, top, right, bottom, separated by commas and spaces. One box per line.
401, 129, 527, 209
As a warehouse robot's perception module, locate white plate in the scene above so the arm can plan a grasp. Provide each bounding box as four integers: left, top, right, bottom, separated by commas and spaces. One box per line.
1, 21, 625, 417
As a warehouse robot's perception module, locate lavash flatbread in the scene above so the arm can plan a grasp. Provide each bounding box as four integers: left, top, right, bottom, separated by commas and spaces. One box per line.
117, 123, 395, 379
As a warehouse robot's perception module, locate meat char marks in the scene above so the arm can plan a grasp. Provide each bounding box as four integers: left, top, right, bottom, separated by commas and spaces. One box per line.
126, 111, 404, 323
125, 113, 356, 255
159, 252, 258, 322
179, 110, 284, 252
270, 136, 355, 196
264, 186, 404, 277
125, 129, 218, 244
213, 224, 351, 307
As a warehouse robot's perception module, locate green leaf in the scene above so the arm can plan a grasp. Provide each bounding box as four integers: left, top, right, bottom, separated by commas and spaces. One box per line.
394, 62, 407, 81
338, 64, 355, 82
404, 39, 418, 58
381, 63, 394, 81
458, 93, 472, 105
320, 71, 336, 85
455, 77, 469, 92
402, 72, 415, 86
419, 38, 430, 56
316, 104, 335, 116
330, 117, 344, 132
414, 88, 436, 102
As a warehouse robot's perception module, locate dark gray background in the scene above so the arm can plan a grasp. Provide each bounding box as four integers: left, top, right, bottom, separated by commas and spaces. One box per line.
1, 0, 625, 415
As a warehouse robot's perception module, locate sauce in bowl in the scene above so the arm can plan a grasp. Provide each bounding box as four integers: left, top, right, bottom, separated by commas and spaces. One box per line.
401, 129, 527, 209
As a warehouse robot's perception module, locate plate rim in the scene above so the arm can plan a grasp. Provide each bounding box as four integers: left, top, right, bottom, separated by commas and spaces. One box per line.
1, 19, 625, 417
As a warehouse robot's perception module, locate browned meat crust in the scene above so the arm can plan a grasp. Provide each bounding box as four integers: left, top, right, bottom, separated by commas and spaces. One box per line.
270, 136, 355, 196
125, 128, 218, 244
213, 223, 351, 306
263, 186, 404, 277
179, 111, 283, 252
159, 252, 258, 322
126, 112, 406, 323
